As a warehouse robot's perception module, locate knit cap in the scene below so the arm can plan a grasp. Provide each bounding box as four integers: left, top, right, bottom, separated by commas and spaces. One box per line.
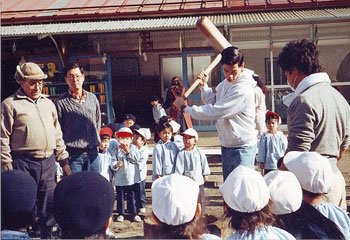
53, 172, 115, 238
15, 62, 47, 82
2, 170, 37, 216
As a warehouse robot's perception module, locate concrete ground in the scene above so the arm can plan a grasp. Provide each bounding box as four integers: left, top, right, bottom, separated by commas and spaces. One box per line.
109, 131, 350, 239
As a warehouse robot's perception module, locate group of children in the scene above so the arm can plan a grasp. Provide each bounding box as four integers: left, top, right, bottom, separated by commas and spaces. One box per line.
147, 149, 350, 239
94, 112, 211, 223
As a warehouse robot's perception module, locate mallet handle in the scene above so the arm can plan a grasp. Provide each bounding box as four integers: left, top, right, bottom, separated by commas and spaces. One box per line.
184, 54, 222, 98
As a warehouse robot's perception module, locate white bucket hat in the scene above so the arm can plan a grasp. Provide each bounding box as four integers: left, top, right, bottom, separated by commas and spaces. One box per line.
134, 128, 151, 140
264, 170, 302, 215
152, 174, 199, 226
168, 120, 181, 134
181, 128, 198, 141
219, 165, 270, 213
283, 151, 333, 194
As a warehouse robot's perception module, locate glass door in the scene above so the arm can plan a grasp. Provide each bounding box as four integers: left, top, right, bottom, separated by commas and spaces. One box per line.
183, 49, 221, 131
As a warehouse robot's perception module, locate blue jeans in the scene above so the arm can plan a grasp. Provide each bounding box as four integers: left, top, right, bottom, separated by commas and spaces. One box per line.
116, 185, 137, 216
134, 180, 147, 209
221, 144, 256, 180
69, 149, 99, 173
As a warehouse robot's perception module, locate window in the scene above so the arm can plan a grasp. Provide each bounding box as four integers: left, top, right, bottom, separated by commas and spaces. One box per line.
160, 55, 183, 92
264, 57, 287, 85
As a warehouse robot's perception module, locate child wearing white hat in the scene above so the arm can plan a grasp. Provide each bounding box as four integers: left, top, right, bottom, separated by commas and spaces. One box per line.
150, 174, 220, 239
132, 128, 151, 214
152, 122, 180, 180
174, 128, 210, 212
220, 165, 295, 239
264, 170, 345, 239
169, 120, 184, 150
283, 151, 350, 239
110, 127, 142, 222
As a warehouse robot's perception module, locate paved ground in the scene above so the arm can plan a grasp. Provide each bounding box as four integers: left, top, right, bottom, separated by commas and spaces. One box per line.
109, 131, 350, 239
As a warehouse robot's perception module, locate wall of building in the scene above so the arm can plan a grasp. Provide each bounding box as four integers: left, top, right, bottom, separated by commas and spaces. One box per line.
2, 20, 349, 127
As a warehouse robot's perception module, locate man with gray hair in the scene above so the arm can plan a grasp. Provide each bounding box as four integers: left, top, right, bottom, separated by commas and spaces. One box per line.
1, 62, 71, 238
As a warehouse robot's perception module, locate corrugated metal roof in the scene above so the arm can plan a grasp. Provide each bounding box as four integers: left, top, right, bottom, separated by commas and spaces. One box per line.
2, 0, 350, 24
1, 7, 350, 37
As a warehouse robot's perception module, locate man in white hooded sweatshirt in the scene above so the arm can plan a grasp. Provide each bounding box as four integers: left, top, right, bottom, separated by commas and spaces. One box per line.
174, 46, 257, 180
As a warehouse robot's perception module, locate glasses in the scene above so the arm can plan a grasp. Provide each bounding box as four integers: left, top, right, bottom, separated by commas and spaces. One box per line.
67, 74, 83, 80
24, 80, 45, 87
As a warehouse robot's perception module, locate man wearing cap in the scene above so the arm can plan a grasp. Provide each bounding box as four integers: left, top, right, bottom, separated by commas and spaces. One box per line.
55, 63, 101, 173
1, 62, 71, 238
278, 39, 350, 210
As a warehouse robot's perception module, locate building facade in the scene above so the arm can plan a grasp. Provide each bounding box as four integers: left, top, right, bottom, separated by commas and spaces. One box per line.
2, 0, 350, 130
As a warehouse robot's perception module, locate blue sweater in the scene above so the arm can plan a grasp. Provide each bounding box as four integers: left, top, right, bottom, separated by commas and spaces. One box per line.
55, 91, 101, 150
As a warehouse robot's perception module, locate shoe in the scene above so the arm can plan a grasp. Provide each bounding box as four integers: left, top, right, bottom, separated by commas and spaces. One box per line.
40, 226, 53, 239
134, 215, 142, 222
106, 227, 115, 238
139, 208, 146, 214
116, 215, 124, 222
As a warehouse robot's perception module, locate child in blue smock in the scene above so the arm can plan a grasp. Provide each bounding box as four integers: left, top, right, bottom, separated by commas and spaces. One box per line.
110, 127, 142, 223
132, 128, 151, 214
150, 95, 167, 125
174, 128, 210, 212
152, 122, 180, 180
97, 127, 113, 181
258, 111, 287, 175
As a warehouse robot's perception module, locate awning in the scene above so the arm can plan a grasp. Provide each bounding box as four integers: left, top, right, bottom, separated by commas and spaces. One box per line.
1, 7, 350, 37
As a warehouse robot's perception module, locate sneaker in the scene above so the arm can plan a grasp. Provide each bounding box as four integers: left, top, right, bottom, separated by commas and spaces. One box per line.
106, 227, 115, 238
139, 208, 146, 214
134, 215, 142, 222
116, 215, 124, 222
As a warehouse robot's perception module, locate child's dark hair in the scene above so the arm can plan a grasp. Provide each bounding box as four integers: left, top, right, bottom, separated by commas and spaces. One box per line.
221, 46, 244, 67
64, 62, 84, 76
302, 189, 323, 199
224, 201, 275, 235
266, 115, 278, 123
100, 135, 111, 140
275, 201, 345, 239
1, 212, 36, 231
253, 74, 269, 94
277, 39, 325, 75
151, 213, 208, 239
158, 122, 173, 133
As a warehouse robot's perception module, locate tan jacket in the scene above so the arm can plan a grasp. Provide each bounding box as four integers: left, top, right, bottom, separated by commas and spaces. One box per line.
1, 89, 69, 169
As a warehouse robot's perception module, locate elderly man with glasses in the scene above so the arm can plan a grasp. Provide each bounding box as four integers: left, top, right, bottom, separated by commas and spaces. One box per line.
1, 62, 71, 238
